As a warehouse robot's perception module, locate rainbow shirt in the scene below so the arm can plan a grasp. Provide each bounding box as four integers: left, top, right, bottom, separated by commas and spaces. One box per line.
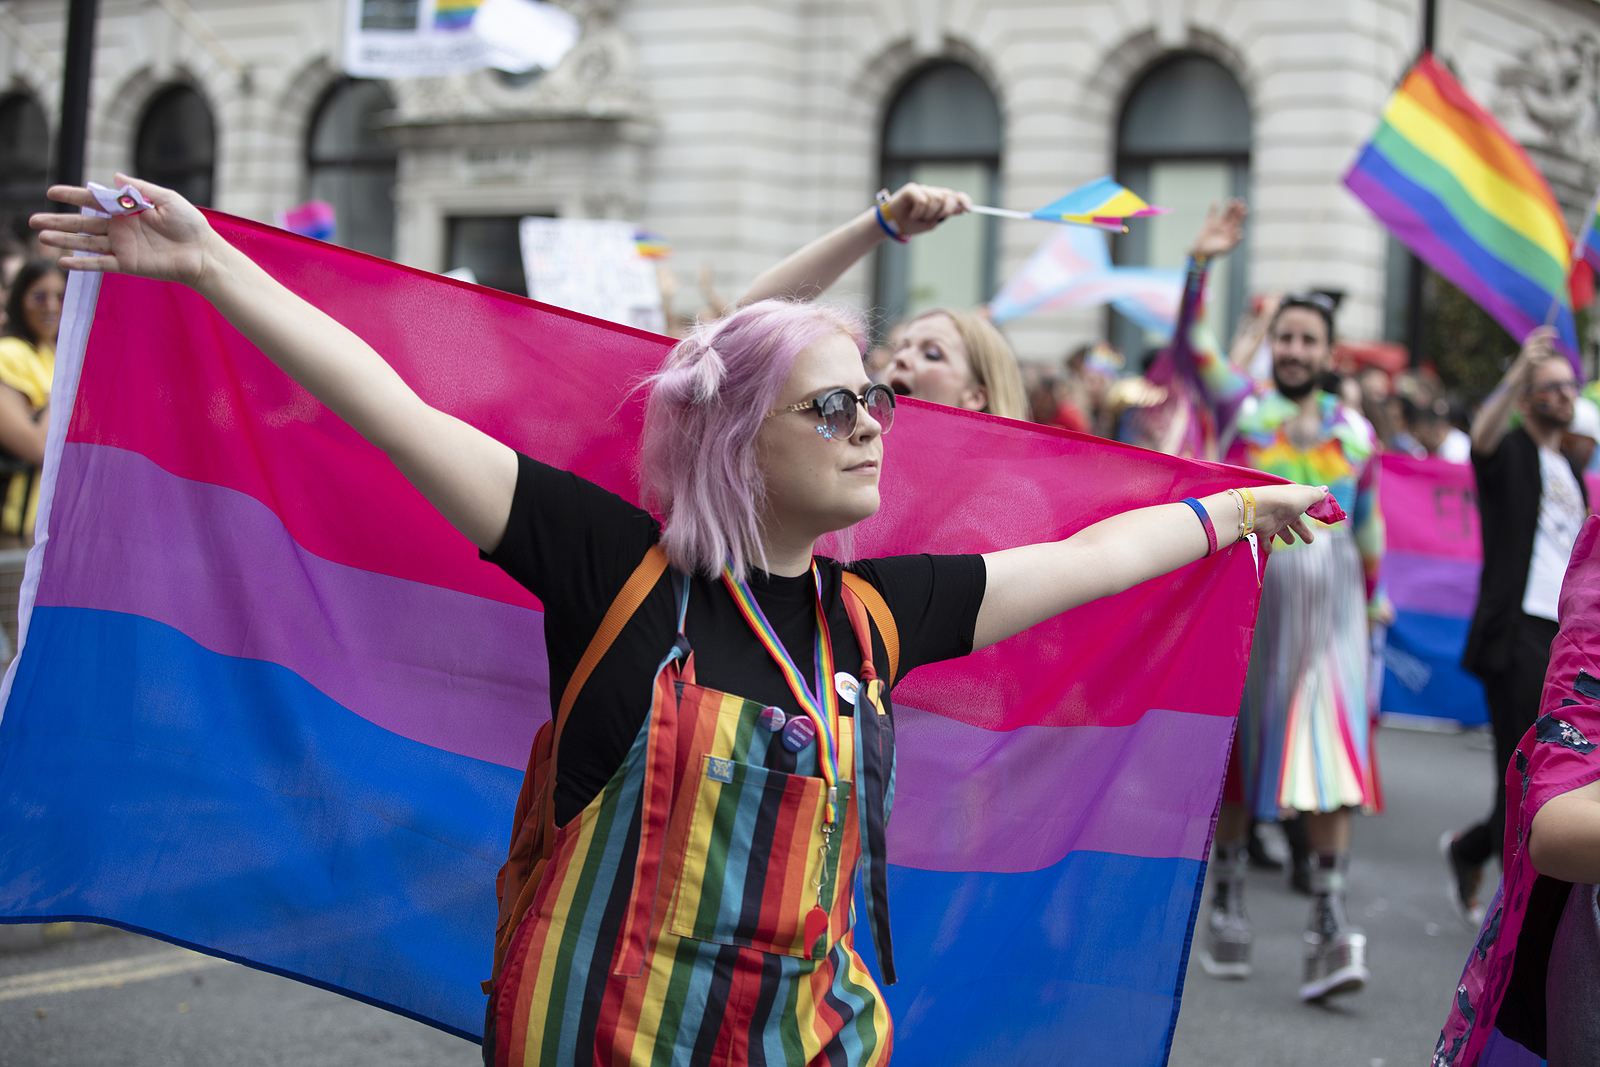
1228, 390, 1385, 601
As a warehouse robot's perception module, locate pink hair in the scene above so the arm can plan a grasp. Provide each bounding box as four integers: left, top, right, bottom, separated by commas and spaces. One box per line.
640, 299, 868, 577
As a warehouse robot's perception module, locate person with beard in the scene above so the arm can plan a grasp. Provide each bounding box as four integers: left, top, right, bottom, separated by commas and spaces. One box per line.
1443, 329, 1587, 929
1197, 289, 1391, 1004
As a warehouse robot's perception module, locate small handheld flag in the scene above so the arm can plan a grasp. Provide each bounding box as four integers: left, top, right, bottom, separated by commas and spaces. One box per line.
276, 201, 336, 242
1575, 188, 1600, 276
633, 230, 671, 259
969, 176, 1169, 232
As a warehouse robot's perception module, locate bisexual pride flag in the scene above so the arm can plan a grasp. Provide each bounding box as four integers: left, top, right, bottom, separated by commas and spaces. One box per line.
1377, 453, 1489, 726
0, 213, 1279, 1063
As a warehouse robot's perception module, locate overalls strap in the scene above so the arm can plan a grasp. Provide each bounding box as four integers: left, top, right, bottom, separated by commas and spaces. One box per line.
841, 582, 897, 983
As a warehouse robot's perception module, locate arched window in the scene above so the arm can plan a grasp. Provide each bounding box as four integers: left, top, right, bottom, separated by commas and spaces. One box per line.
307, 80, 397, 259
1114, 55, 1251, 357
877, 63, 1002, 324
0, 93, 49, 225
135, 86, 216, 208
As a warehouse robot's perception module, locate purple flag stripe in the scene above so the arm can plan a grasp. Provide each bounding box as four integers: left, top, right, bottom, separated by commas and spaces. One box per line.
38, 443, 549, 769
889, 705, 1233, 873
1383, 550, 1480, 618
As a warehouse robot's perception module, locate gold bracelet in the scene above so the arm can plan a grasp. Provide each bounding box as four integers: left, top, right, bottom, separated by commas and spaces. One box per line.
1226, 489, 1245, 539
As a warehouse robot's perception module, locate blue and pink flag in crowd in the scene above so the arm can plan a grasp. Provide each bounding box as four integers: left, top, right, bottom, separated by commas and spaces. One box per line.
1377, 453, 1491, 726
0, 214, 1281, 1064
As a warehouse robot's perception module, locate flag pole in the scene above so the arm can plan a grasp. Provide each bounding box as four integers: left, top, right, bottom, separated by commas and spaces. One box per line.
967, 205, 1125, 232
967, 205, 1034, 220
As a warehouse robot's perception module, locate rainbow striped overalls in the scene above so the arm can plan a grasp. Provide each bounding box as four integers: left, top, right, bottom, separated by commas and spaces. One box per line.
492, 568, 898, 1066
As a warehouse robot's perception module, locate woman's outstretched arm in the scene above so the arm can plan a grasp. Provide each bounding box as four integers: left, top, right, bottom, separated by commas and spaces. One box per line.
973, 482, 1325, 649
33, 175, 518, 552
738, 183, 971, 306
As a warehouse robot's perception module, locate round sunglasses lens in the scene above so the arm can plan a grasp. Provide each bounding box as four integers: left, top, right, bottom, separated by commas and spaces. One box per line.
818, 390, 856, 438
866, 385, 895, 432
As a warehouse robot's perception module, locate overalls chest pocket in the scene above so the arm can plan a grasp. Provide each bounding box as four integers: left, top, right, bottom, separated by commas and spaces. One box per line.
667, 747, 853, 958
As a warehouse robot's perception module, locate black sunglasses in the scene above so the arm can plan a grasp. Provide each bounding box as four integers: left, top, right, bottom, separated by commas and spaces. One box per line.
767, 384, 897, 440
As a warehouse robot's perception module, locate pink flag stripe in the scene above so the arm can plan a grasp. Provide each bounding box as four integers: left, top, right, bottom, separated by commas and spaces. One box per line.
40, 442, 549, 769
1378, 453, 1480, 561
65, 216, 1284, 738
66, 221, 670, 610
889, 706, 1233, 873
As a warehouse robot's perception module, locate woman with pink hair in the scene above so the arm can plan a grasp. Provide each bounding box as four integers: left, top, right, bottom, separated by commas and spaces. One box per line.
35, 176, 1325, 1067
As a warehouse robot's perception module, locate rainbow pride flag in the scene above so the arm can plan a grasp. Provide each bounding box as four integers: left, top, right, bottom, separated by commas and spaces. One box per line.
1344, 53, 1580, 364
0, 213, 1280, 1062
431, 0, 480, 30
1376, 454, 1489, 726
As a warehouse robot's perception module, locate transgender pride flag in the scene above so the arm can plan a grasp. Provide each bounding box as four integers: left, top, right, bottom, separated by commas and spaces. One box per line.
0, 214, 1278, 1063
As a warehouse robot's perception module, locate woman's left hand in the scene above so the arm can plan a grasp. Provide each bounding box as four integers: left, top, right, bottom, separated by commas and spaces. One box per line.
1249, 483, 1327, 546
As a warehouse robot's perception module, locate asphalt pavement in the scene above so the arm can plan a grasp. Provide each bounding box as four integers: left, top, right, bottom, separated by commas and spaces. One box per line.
1169, 723, 1498, 1067
0, 724, 1497, 1066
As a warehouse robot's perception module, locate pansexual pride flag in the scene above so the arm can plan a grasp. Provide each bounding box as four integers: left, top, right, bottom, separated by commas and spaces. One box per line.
0, 213, 1278, 1063
1376, 453, 1489, 726
1344, 53, 1581, 364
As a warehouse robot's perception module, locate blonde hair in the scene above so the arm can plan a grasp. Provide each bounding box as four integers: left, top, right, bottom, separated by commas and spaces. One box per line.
914, 308, 1028, 420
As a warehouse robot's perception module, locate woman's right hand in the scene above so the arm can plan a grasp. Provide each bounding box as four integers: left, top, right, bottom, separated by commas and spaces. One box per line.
883, 182, 972, 237
31, 174, 217, 288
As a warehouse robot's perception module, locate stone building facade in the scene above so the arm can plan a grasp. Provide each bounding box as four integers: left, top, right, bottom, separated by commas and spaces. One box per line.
0, 0, 1597, 362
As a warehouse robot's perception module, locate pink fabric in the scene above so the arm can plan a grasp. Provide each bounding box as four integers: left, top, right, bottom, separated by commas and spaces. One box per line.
67, 212, 1289, 739
1305, 495, 1348, 525
1435, 514, 1600, 1065
1385, 454, 1481, 561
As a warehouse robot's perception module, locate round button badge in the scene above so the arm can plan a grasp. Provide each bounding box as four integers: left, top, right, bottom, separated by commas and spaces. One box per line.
781, 716, 816, 752
759, 705, 786, 732
834, 672, 859, 706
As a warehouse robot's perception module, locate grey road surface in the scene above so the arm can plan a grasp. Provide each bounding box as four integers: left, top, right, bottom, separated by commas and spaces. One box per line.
1170, 724, 1497, 1067
0, 725, 1495, 1066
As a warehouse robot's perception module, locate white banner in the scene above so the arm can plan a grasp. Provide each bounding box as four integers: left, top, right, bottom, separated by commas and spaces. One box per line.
519, 218, 665, 335
343, 0, 577, 79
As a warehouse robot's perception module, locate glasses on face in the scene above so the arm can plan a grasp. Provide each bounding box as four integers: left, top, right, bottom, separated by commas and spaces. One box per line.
766, 384, 897, 440
1530, 380, 1579, 398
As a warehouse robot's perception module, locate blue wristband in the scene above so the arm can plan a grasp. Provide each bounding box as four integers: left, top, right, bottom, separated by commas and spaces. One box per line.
875, 204, 908, 244
1181, 497, 1217, 556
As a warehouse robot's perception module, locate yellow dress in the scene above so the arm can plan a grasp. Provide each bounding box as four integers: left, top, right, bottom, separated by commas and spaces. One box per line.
0, 336, 53, 537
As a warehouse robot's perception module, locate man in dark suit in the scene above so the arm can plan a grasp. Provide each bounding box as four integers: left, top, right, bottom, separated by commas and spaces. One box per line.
1444, 326, 1586, 924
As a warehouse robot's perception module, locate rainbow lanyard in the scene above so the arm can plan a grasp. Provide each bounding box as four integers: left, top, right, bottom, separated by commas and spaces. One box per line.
721, 561, 842, 826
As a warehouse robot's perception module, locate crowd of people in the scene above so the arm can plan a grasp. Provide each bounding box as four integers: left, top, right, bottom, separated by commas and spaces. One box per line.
23, 166, 1600, 1063
707, 180, 1600, 1020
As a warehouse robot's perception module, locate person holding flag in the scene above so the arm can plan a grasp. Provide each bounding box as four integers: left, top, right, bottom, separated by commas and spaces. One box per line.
32, 175, 1327, 1067
740, 181, 1030, 420
1161, 201, 1391, 1003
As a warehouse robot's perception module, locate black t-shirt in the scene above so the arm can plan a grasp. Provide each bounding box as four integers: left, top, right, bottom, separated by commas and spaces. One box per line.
485, 452, 987, 826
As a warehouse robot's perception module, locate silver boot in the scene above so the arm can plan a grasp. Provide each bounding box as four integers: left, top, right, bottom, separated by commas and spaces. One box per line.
1300, 864, 1368, 1001
1200, 848, 1252, 979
